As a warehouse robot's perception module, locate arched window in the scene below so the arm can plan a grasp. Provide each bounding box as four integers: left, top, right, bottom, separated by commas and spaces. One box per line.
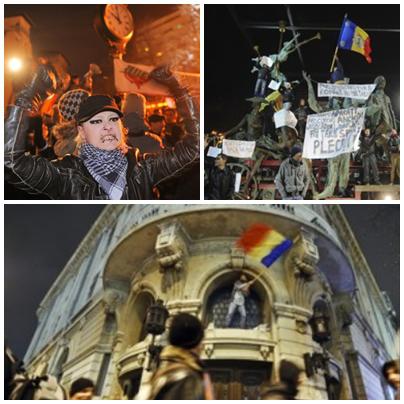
204, 273, 268, 329
126, 292, 155, 346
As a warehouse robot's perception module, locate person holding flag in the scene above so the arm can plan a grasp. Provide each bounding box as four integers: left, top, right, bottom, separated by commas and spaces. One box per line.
225, 224, 295, 329
225, 273, 254, 329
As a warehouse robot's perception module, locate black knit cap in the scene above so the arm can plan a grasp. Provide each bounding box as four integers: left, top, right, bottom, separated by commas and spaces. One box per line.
69, 377, 94, 396
76, 95, 123, 123
279, 360, 302, 388
169, 313, 204, 349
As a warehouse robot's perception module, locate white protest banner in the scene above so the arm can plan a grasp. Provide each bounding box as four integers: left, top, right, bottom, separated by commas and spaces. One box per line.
114, 59, 200, 96
234, 172, 242, 193
302, 107, 366, 159
222, 139, 256, 158
274, 109, 297, 129
207, 146, 222, 158
318, 83, 376, 100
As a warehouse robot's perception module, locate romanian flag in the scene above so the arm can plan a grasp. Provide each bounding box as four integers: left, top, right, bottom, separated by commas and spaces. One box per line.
338, 18, 372, 63
237, 224, 293, 268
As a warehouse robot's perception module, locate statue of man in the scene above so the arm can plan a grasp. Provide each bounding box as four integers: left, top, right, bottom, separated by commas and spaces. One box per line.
225, 274, 254, 329
223, 98, 263, 141
267, 33, 301, 84
366, 76, 397, 161
366, 76, 397, 134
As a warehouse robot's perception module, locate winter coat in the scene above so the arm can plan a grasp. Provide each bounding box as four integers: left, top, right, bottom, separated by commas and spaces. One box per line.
275, 158, 309, 199
137, 345, 210, 400
5, 93, 199, 200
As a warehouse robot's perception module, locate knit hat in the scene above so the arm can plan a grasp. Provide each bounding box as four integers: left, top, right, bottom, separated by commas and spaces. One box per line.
290, 145, 302, 157
76, 95, 123, 124
58, 89, 90, 122
69, 378, 94, 397
169, 313, 204, 349
123, 112, 148, 134
122, 93, 146, 118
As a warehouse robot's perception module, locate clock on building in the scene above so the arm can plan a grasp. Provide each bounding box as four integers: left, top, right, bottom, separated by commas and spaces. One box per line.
95, 4, 134, 43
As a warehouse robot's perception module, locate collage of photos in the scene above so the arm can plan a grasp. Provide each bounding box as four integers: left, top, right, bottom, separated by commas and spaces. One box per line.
3, 2, 400, 402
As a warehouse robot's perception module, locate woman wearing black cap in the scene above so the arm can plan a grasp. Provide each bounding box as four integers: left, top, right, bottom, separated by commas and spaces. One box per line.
5, 65, 199, 200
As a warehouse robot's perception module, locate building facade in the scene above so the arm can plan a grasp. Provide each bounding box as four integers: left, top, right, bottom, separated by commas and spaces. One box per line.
24, 205, 398, 399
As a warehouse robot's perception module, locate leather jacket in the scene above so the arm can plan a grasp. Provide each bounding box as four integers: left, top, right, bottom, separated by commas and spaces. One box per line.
5, 93, 199, 200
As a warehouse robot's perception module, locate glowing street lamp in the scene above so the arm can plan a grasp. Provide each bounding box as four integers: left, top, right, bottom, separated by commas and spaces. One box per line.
8, 57, 23, 72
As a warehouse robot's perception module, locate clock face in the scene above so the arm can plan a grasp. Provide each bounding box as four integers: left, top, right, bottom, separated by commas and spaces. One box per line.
104, 4, 134, 40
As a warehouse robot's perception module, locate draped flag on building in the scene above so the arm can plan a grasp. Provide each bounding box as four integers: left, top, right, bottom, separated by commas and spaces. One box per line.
236, 224, 293, 268
338, 17, 372, 63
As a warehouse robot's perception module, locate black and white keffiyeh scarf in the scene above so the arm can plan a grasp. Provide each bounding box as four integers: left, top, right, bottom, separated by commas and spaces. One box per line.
79, 143, 128, 200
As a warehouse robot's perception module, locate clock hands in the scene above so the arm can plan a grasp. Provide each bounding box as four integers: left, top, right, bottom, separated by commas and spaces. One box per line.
111, 12, 122, 24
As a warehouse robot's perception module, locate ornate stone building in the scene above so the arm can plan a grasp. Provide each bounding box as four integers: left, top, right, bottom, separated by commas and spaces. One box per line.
24, 205, 398, 399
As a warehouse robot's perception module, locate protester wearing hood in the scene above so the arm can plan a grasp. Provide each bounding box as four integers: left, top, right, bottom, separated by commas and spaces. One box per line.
275, 145, 309, 199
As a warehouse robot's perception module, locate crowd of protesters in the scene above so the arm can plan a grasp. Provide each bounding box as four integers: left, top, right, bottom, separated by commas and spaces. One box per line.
5, 312, 400, 400
5, 59, 200, 200
205, 95, 400, 200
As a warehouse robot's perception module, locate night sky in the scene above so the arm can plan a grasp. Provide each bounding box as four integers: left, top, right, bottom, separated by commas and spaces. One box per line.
4, 205, 399, 359
5, 4, 178, 76
205, 4, 400, 131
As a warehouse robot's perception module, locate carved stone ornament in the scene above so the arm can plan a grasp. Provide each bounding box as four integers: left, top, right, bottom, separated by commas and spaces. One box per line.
296, 319, 308, 334
102, 289, 127, 314
155, 222, 189, 292
289, 229, 319, 278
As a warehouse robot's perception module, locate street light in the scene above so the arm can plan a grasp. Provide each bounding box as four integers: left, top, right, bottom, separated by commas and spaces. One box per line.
145, 299, 169, 371
309, 299, 331, 344
8, 57, 23, 72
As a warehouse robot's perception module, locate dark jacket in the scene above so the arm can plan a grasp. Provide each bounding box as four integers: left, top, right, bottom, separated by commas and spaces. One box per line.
359, 133, 377, 157
5, 93, 199, 200
205, 166, 235, 200
262, 382, 297, 400
138, 345, 206, 400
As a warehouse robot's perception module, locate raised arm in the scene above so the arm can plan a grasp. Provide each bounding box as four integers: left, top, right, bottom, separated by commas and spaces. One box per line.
302, 71, 323, 114
142, 66, 200, 186
4, 65, 66, 198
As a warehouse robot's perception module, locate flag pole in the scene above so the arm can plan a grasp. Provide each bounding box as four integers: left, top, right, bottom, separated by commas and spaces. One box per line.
329, 45, 339, 73
330, 13, 348, 72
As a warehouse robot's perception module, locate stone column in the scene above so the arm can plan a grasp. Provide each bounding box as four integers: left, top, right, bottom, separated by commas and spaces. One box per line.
273, 303, 328, 399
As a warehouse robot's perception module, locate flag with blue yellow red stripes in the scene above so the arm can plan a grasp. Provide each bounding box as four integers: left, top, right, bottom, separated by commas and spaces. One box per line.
236, 223, 293, 268
338, 17, 372, 63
